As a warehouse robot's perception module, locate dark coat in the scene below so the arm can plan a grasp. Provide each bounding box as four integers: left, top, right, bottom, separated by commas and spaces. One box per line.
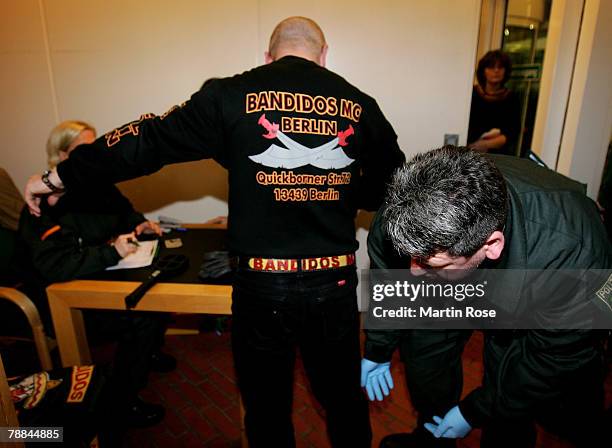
19, 185, 145, 284
364, 155, 612, 425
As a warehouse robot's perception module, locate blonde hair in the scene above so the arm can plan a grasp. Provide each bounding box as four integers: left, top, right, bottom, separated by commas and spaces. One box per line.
46, 120, 96, 169
268, 16, 326, 61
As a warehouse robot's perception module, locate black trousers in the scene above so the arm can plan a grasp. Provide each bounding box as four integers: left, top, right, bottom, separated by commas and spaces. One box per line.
399, 329, 472, 448
399, 330, 607, 448
84, 310, 168, 404
478, 334, 607, 448
231, 267, 371, 448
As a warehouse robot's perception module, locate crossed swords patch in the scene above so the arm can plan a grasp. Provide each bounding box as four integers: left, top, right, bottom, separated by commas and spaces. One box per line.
248, 114, 355, 169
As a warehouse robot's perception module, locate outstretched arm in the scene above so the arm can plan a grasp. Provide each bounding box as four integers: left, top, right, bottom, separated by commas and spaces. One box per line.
25, 83, 226, 216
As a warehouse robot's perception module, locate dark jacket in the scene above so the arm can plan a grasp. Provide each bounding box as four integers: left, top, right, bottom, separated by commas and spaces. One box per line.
19, 185, 146, 283
55, 56, 405, 258
467, 86, 521, 156
364, 154, 612, 425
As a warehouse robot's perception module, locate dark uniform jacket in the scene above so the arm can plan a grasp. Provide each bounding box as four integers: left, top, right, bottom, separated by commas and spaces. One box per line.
19, 185, 146, 283
364, 155, 612, 426
55, 56, 405, 258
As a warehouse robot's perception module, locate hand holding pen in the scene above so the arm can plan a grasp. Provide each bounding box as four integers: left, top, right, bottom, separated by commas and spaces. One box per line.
112, 232, 140, 258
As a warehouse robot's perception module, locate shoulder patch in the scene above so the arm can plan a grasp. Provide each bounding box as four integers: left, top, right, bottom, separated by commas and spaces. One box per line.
595, 272, 612, 312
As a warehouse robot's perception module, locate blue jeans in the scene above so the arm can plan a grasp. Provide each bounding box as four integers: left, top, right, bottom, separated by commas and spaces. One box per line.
231, 266, 371, 448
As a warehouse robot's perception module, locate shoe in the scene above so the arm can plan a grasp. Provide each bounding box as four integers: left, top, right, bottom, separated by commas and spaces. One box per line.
150, 351, 177, 373
380, 431, 456, 448
124, 397, 165, 428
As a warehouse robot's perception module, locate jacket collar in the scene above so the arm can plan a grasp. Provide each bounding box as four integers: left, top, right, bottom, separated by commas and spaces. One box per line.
485, 180, 527, 315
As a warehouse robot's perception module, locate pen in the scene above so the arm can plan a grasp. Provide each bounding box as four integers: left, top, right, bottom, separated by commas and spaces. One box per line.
128, 238, 141, 247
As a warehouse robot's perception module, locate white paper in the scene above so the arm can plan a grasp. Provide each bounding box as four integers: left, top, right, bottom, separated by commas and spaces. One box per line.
106, 240, 159, 270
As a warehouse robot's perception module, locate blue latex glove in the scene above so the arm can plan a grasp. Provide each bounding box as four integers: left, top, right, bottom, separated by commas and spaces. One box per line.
360, 358, 394, 401
424, 405, 472, 438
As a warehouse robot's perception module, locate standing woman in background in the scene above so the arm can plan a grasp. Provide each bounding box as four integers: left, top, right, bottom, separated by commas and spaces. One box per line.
467, 50, 521, 156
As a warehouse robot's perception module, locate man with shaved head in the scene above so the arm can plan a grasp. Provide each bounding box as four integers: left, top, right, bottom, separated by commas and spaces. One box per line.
25, 16, 405, 447
267, 16, 328, 65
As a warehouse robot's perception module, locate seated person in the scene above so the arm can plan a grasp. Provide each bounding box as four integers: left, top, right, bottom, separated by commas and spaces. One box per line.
19, 120, 174, 428
467, 50, 521, 156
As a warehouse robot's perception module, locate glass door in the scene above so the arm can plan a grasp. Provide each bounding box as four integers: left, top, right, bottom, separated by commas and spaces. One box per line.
501, 0, 553, 156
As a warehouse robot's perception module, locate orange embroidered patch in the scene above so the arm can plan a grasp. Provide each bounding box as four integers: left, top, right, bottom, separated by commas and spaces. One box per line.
67, 365, 94, 403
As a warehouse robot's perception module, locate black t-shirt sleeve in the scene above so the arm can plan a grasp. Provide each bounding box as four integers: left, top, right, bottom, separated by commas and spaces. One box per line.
356, 99, 405, 211
57, 83, 227, 189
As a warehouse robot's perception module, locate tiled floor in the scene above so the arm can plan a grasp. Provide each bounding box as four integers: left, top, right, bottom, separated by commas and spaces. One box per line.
120, 328, 611, 448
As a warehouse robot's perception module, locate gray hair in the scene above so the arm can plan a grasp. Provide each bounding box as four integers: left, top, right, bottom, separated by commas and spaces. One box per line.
384, 146, 507, 258
46, 120, 96, 169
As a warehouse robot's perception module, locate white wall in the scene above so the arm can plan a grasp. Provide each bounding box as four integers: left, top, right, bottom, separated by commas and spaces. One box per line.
529, 0, 612, 198
1, 0, 481, 265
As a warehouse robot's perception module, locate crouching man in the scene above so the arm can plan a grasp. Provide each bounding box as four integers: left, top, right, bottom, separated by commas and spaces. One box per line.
361, 147, 611, 448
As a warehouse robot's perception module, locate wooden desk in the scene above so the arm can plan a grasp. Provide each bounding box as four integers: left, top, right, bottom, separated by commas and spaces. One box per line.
46, 224, 246, 446
47, 281, 232, 366
47, 224, 232, 366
